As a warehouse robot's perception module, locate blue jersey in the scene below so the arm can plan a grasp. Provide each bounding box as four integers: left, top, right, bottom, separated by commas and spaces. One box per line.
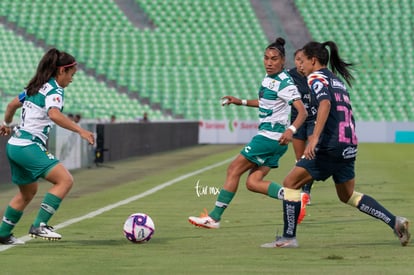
288, 68, 317, 123
308, 68, 358, 161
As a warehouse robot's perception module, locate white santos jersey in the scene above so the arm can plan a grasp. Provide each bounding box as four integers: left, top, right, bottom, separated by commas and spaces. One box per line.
257, 70, 301, 140
9, 78, 64, 146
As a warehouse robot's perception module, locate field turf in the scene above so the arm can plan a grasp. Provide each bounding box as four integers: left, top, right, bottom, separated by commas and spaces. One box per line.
0, 143, 413, 274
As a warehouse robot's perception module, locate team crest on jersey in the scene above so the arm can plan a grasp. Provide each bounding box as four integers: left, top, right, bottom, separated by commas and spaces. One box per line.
268, 80, 275, 89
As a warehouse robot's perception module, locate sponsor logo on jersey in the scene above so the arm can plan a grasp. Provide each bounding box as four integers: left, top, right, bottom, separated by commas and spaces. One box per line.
331, 78, 346, 90
342, 146, 357, 159
53, 95, 62, 103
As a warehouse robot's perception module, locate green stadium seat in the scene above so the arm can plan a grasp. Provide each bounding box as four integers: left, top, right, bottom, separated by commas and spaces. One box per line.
5, 0, 410, 122
294, 0, 413, 121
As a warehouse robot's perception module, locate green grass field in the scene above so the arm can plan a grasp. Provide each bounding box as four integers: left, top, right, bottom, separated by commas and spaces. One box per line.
0, 143, 413, 274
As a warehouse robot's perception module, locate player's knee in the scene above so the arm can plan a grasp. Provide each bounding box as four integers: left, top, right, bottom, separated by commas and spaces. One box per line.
59, 174, 74, 192
19, 184, 38, 204
245, 179, 258, 192
66, 177, 74, 190
20, 190, 37, 204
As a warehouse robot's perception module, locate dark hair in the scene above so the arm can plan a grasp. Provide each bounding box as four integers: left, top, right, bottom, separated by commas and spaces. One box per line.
293, 48, 303, 57
302, 41, 354, 86
266, 37, 286, 57
25, 48, 76, 96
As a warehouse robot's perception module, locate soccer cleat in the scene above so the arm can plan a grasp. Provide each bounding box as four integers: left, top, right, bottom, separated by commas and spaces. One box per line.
29, 222, 62, 241
261, 236, 299, 248
305, 193, 311, 205
394, 216, 410, 246
0, 234, 25, 245
297, 192, 310, 224
188, 209, 220, 229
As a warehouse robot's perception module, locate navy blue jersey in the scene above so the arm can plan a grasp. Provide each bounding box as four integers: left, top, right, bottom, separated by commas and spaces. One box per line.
308, 68, 358, 161
288, 68, 317, 123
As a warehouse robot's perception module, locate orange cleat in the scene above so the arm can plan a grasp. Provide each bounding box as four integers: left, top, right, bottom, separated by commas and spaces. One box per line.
298, 193, 310, 224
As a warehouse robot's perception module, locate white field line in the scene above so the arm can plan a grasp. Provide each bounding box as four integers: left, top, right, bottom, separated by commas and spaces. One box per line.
0, 157, 233, 252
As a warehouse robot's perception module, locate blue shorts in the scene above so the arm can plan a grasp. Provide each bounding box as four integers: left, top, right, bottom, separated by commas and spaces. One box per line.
241, 134, 288, 168
293, 120, 315, 140
296, 157, 355, 184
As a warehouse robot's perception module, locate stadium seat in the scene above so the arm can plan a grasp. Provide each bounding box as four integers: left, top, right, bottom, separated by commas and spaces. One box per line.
3, 0, 410, 122
294, 0, 413, 121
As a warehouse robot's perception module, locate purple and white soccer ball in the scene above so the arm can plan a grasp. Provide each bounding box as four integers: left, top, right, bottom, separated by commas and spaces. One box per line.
123, 213, 155, 243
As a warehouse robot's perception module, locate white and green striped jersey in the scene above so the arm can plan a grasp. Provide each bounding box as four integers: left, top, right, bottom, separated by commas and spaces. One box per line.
9, 78, 64, 146
257, 69, 301, 140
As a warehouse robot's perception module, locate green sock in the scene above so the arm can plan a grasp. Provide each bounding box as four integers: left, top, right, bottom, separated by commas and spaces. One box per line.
267, 182, 284, 200
209, 189, 235, 221
0, 205, 23, 237
33, 193, 62, 227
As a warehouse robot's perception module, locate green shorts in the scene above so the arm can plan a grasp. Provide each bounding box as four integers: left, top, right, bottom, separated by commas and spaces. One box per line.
6, 142, 59, 185
240, 134, 288, 168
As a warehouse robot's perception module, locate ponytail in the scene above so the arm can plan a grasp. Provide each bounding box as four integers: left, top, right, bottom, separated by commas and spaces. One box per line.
322, 41, 354, 87
26, 48, 76, 96
302, 41, 354, 87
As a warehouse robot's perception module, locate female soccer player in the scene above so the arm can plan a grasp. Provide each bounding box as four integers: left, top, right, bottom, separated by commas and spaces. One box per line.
262, 41, 410, 248
188, 37, 308, 229
288, 49, 318, 222
0, 48, 95, 245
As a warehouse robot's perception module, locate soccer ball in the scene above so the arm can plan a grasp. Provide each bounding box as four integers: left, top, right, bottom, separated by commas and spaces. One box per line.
123, 213, 155, 243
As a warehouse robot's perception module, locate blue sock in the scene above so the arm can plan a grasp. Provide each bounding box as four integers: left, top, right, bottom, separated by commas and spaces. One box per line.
282, 200, 301, 238
357, 195, 396, 230
301, 181, 314, 194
